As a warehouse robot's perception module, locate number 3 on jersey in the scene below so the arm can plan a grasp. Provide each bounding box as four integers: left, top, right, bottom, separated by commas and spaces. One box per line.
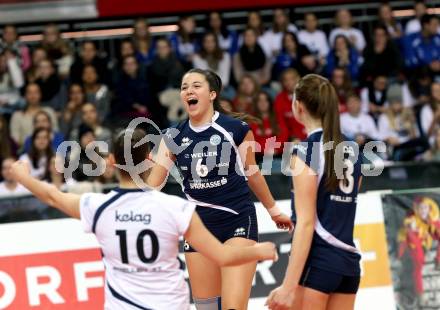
339, 159, 354, 194
116, 230, 160, 264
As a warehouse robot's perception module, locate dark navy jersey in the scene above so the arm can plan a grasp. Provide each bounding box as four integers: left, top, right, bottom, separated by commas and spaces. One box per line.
163, 112, 252, 215
291, 128, 362, 276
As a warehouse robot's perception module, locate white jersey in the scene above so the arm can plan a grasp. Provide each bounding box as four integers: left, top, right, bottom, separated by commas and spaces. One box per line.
80, 187, 196, 310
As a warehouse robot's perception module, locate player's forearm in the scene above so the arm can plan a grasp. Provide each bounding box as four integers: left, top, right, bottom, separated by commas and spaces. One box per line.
16, 174, 59, 207
220, 244, 262, 266
247, 172, 276, 209
281, 219, 315, 290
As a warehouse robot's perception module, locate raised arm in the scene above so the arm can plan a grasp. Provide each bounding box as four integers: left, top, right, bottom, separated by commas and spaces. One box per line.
147, 139, 176, 190
10, 160, 81, 219
238, 130, 293, 231
184, 212, 277, 266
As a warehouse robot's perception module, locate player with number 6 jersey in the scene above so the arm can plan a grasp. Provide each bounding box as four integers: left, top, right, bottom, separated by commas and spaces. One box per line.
9, 128, 278, 310
149, 69, 293, 310
266, 74, 362, 310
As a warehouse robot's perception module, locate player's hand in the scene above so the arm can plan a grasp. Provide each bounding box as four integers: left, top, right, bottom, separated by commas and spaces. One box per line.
266, 285, 296, 310
255, 242, 278, 262
272, 213, 294, 233
9, 160, 31, 181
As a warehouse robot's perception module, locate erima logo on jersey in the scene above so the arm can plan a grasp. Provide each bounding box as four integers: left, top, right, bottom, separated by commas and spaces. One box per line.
115, 210, 151, 225
234, 227, 246, 237
188, 177, 227, 189
181, 137, 192, 147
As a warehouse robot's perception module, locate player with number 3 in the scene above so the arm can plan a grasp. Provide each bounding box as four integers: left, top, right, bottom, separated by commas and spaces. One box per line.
266, 74, 363, 310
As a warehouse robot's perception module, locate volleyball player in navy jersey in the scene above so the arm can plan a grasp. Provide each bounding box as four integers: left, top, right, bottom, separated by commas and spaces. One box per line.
148, 68, 293, 310
266, 74, 362, 310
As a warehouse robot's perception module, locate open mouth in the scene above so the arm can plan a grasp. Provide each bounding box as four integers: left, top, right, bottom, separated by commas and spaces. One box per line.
188, 98, 198, 105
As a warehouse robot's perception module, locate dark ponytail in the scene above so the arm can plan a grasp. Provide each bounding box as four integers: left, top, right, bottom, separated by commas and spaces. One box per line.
295, 74, 344, 192
183, 68, 258, 123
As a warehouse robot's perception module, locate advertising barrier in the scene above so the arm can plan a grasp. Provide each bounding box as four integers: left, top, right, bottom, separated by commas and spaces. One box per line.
382, 190, 440, 310
0, 193, 394, 309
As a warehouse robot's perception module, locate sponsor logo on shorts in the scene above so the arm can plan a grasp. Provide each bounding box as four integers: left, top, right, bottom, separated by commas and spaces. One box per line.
234, 227, 246, 237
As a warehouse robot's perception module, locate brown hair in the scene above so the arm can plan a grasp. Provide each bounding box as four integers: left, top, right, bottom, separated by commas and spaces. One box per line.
295, 74, 344, 191
183, 68, 258, 123
200, 32, 224, 70
113, 128, 151, 178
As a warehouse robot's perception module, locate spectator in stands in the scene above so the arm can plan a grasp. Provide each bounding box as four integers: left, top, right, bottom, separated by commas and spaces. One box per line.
132, 18, 155, 66
423, 128, 440, 161
408, 66, 432, 106
23, 110, 64, 154
1, 24, 31, 71
378, 87, 428, 160
147, 37, 184, 97
233, 28, 271, 86
233, 74, 259, 114
169, 15, 199, 68
330, 67, 356, 112
114, 55, 151, 125
325, 34, 360, 80
250, 91, 288, 160
405, 1, 428, 34
70, 124, 100, 182
361, 24, 402, 84
193, 32, 231, 87
360, 75, 389, 120
340, 93, 380, 148
329, 9, 366, 52
246, 11, 265, 38
404, 15, 440, 75
0, 116, 17, 179
19, 128, 53, 180
61, 83, 85, 136
81, 64, 111, 122
0, 157, 29, 196
40, 23, 73, 77
112, 39, 137, 83
420, 82, 440, 138
9, 83, 57, 147
298, 13, 329, 65
272, 32, 315, 80
261, 8, 297, 58
35, 59, 64, 112
207, 11, 239, 55
70, 41, 110, 85
274, 68, 306, 141
378, 2, 403, 39
26, 47, 47, 83
70, 103, 112, 146
0, 48, 24, 114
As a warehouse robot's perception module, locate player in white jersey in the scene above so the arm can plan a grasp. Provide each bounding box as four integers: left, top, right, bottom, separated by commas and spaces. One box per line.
9, 128, 278, 310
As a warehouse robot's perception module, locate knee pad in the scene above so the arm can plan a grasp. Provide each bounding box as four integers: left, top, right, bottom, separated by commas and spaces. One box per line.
193, 296, 221, 310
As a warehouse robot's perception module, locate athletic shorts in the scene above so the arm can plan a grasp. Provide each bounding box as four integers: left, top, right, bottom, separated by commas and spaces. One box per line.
299, 266, 360, 294
183, 205, 259, 253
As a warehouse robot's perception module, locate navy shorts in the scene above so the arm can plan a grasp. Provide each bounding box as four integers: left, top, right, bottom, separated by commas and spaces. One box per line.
184, 205, 259, 252
299, 266, 360, 294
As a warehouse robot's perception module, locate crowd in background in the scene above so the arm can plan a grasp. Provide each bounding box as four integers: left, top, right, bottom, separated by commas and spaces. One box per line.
0, 1, 440, 205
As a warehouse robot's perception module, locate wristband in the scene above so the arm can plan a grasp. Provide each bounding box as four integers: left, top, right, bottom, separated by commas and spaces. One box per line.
267, 205, 282, 217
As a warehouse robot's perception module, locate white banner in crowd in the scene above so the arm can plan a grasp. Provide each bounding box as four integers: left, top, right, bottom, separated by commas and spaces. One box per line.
0, 193, 395, 309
